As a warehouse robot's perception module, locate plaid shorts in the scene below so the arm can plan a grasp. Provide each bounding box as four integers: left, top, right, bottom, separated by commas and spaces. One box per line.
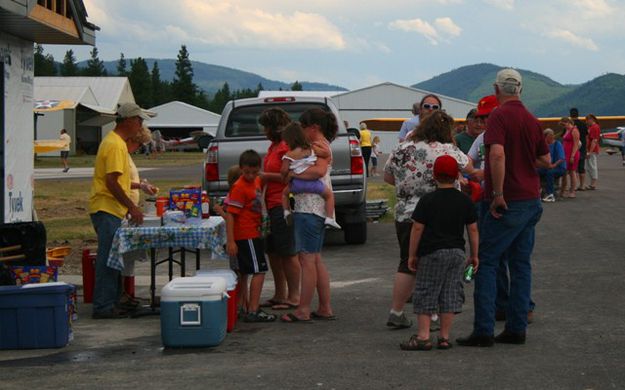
413, 248, 465, 314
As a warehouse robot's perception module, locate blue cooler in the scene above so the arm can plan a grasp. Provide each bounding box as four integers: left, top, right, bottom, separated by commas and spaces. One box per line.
196, 269, 238, 332
160, 276, 228, 347
0, 282, 74, 349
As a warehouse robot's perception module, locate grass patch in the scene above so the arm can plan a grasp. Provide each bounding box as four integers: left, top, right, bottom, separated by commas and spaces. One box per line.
367, 182, 396, 223
34, 151, 205, 169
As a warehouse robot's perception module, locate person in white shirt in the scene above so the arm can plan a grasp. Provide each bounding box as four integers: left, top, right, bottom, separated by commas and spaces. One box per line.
59, 129, 71, 172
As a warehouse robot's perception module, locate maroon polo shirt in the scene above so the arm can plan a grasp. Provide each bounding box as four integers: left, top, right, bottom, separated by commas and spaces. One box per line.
484, 100, 549, 202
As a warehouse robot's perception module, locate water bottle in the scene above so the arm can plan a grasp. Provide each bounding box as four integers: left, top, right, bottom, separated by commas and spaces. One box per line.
463, 264, 474, 283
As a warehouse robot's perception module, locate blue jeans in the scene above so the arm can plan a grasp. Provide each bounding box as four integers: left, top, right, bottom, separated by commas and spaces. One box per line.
496, 257, 536, 312
538, 166, 566, 195
473, 199, 542, 335
90, 211, 122, 314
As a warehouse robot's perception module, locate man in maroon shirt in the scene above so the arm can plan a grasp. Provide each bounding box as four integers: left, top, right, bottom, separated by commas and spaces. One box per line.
457, 68, 551, 347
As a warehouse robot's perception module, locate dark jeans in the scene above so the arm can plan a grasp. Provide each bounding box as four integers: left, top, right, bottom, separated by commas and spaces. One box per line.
90, 211, 123, 314
473, 199, 542, 335
361, 146, 372, 177
538, 166, 566, 195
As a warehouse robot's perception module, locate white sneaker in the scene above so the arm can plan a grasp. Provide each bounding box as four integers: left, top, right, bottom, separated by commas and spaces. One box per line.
542, 194, 556, 203
324, 217, 341, 229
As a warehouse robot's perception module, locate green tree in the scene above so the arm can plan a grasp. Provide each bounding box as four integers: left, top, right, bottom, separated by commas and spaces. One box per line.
151, 61, 164, 105
34, 44, 57, 76
172, 45, 198, 104
209, 82, 231, 113
84, 47, 107, 76
129, 57, 153, 108
60, 49, 79, 76
291, 81, 303, 91
116, 53, 128, 76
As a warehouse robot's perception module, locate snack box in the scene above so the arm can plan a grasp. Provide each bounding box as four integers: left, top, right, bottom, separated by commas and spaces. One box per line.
160, 276, 228, 348
0, 282, 75, 349
169, 187, 202, 219
10, 266, 58, 285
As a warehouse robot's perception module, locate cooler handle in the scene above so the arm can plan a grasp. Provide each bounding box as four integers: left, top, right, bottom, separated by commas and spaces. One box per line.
180, 303, 201, 326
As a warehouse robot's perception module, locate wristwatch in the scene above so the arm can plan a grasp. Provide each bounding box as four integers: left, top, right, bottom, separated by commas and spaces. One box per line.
491, 191, 504, 197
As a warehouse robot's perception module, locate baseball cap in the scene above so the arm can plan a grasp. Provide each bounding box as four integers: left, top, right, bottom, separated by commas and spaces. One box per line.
466, 108, 477, 120
475, 95, 499, 117
433, 155, 459, 180
117, 102, 150, 120
496, 68, 522, 88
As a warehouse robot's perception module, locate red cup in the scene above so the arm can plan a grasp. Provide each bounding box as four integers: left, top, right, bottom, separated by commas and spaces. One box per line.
156, 197, 169, 216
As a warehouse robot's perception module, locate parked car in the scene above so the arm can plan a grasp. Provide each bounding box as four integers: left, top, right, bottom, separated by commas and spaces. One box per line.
600, 127, 625, 148
199, 96, 368, 244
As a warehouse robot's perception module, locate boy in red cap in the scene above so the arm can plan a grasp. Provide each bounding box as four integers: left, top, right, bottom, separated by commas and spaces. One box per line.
399, 155, 479, 351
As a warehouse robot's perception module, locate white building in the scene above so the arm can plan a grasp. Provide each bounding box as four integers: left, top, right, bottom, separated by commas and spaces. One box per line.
34, 77, 135, 154
147, 101, 221, 139
1, 0, 97, 222
259, 82, 476, 129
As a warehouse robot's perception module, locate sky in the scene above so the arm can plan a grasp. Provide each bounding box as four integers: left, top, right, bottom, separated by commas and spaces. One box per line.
44, 0, 625, 90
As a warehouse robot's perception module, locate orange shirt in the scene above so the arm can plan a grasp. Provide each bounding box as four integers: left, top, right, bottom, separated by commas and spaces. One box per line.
227, 176, 262, 240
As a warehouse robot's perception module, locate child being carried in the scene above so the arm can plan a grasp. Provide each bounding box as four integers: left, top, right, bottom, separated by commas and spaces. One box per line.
280, 122, 341, 229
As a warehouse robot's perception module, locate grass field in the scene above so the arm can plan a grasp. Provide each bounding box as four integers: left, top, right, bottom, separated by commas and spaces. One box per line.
34, 151, 205, 169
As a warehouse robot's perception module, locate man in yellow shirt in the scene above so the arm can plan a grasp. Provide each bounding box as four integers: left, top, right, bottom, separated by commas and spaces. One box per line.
89, 102, 149, 319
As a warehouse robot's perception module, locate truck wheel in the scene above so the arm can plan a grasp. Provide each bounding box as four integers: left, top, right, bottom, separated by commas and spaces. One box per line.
344, 222, 367, 244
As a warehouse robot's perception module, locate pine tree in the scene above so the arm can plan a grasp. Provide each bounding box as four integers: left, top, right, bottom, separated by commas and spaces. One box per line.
172, 45, 198, 104
129, 57, 153, 108
60, 49, 79, 76
209, 82, 231, 113
84, 47, 106, 76
291, 81, 303, 91
34, 44, 57, 76
116, 53, 128, 76
255, 83, 264, 94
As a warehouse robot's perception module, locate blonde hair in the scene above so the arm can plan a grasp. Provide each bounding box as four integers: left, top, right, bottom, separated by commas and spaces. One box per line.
373, 136, 380, 144
559, 117, 574, 126
130, 126, 152, 145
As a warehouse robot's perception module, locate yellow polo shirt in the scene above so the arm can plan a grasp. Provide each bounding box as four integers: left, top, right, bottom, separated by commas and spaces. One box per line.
88, 131, 131, 219
360, 129, 372, 147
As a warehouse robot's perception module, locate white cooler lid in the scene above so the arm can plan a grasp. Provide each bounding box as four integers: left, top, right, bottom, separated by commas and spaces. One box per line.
161, 276, 227, 302
196, 269, 237, 290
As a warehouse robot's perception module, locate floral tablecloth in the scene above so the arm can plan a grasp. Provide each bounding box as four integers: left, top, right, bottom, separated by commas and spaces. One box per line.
107, 217, 227, 271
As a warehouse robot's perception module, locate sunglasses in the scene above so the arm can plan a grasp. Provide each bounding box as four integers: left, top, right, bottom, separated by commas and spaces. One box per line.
422, 103, 440, 110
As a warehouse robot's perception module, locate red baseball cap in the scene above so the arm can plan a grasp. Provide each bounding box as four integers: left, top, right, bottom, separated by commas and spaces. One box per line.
475, 95, 498, 117
433, 155, 459, 179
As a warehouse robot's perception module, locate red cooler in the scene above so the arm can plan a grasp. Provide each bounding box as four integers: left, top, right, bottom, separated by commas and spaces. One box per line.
196, 269, 238, 332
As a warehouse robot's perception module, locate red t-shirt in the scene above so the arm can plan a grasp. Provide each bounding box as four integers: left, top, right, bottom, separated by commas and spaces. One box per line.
227, 176, 262, 240
484, 100, 549, 202
264, 141, 289, 210
587, 123, 600, 154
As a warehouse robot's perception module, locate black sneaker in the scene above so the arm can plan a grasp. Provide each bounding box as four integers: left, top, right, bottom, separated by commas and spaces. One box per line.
494, 330, 526, 344
244, 309, 277, 323
456, 333, 495, 347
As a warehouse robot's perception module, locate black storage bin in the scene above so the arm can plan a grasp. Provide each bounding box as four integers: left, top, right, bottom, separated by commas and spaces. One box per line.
0, 222, 47, 265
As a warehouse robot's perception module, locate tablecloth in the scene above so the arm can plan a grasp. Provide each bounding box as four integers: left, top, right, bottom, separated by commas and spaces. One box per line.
107, 217, 227, 271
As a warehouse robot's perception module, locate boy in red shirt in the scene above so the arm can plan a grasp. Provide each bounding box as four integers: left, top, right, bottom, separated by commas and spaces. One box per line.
226, 150, 276, 322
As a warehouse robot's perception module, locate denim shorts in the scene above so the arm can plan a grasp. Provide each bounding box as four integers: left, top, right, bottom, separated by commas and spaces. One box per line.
293, 212, 325, 254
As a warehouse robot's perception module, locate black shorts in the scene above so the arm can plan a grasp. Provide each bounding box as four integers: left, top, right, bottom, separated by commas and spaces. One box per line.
265, 206, 295, 257
395, 221, 415, 275
236, 237, 268, 275
60, 151, 69, 159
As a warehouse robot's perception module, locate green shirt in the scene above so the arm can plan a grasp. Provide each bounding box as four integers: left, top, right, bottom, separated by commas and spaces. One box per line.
454, 132, 477, 154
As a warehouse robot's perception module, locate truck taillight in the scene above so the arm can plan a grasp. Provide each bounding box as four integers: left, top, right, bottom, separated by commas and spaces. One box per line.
349, 137, 364, 175
205, 145, 219, 181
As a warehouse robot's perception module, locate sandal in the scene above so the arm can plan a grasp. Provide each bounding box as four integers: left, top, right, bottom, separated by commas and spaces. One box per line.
586, 185, 596, 190
272, 302, 299, 310
243, 309, 277, 323
311, 312, 337, 321
259, 298, 283, 308
399, 335, 432, 351
437, 337, 453, 350
280, 313, 313, 323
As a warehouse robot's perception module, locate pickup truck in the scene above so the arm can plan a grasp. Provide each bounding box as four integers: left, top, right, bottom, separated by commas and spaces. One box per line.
199, 96, 367, 244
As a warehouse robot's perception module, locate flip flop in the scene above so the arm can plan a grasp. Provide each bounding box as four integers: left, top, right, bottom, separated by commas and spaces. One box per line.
280, 313, 313, 323
260, 298, 283, 308
311, 312, 337, 321
272, 303, 299, 310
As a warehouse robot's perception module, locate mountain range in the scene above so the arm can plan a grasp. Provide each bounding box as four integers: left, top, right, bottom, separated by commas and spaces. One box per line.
413, 63, 625, 117
87, 59, 624, 117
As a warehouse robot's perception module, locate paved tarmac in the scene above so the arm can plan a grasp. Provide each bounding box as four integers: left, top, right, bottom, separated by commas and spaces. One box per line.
4, 154, 625, 389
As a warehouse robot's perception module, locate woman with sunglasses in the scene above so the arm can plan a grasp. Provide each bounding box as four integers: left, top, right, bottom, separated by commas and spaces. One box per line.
403, 94, 443, 140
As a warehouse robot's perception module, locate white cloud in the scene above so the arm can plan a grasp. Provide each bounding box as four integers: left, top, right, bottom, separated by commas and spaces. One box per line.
546, 29, 599, 51
571, 0, 613, 17
389, 18, 439, 45
483, 0, 514, 10
389, 17, 461, 45
434, 17, 462, 37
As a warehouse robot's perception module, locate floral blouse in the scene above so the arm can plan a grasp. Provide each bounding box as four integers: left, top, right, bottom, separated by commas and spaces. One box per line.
384, 140, 469, 223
